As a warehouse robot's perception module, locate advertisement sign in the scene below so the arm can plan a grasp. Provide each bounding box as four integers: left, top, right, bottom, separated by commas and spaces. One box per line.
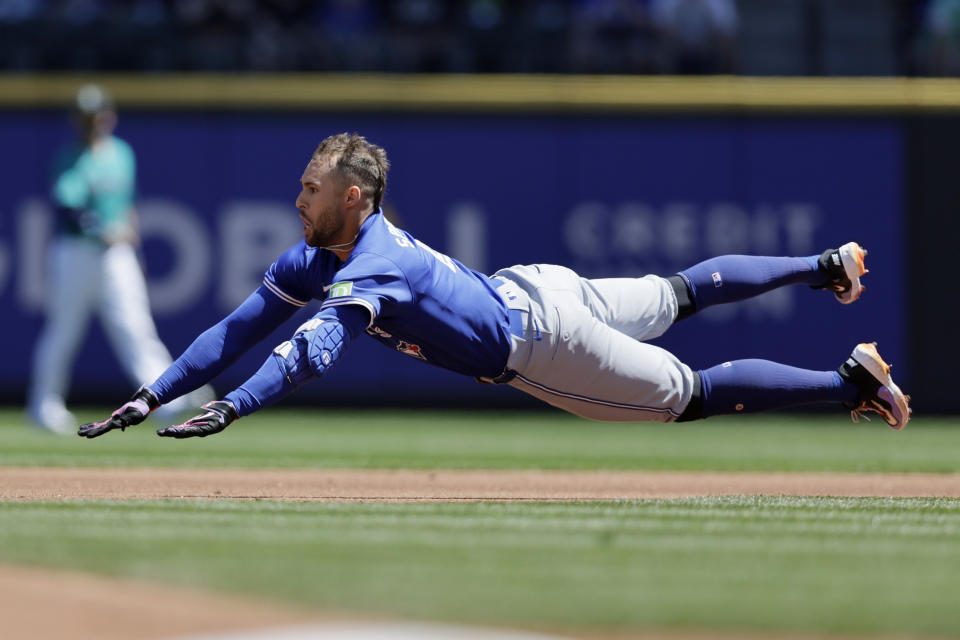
0, 112, 904, 403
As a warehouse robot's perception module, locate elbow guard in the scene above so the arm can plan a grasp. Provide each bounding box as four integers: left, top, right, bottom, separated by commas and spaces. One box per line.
272, 318, 348, 386
306, 319, 347, 375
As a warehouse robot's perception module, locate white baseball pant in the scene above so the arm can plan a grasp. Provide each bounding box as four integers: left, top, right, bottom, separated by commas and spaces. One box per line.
489, 264, 697, 422
29, 237, 200, 424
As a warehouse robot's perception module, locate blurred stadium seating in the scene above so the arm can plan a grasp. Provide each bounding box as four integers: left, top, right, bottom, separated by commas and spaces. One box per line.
0, 0, 949, 77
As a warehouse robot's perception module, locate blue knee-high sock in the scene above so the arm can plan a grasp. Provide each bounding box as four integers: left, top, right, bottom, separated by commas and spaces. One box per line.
679, 255, 821, 311
699, 359, 859, 417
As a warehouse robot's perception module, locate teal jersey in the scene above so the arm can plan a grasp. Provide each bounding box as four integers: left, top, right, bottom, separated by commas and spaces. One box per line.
51, 135, 136, 239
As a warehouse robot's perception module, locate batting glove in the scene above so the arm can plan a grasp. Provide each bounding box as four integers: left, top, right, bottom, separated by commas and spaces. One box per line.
156, 400, 238, 439
77, 386, 160, 438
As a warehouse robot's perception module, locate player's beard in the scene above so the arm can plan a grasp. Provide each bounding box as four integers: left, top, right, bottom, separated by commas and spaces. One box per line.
301, 204, 346, 248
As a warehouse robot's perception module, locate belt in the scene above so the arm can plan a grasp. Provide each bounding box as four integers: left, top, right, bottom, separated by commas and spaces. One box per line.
491, 276, 532, 339
477, 277, 526, 384
481, 368, 518, 385
507, 308, 525, 338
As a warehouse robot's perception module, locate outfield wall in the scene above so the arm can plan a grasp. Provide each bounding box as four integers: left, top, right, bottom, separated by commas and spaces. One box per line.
1, 74, 946, 410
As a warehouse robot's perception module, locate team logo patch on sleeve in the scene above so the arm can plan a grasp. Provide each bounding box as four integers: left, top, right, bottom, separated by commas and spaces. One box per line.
328, 281, 354, 298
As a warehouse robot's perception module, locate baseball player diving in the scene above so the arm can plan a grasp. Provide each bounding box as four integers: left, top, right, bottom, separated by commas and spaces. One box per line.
79, 132, 911, 440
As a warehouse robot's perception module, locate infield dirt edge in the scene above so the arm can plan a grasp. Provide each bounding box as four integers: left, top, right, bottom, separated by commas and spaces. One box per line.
3, 467, 960, 501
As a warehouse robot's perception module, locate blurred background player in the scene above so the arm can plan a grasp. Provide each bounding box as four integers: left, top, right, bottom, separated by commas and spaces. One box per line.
27, 84, 211, 434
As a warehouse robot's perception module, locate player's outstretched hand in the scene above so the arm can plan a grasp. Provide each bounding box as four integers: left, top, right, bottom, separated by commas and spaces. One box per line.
78, 386, 160, 438
157, 400, 238, 439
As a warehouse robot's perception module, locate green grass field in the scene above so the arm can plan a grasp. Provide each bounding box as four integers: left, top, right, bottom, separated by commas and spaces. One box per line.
3, 407, 960, 472
2, 407, 960, 637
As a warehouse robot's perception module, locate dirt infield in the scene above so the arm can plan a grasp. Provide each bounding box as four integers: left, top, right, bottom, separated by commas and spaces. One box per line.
0, 565, 888, 640
0, 565, 324, 640
3, 467, 960, 500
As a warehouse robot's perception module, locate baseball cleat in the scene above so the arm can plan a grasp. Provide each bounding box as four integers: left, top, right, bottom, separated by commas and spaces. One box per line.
838, 342, 911, 430
814, 242, 867, 304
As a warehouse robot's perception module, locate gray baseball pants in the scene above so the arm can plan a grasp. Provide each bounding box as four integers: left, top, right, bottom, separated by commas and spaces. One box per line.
487, 264, 697, 422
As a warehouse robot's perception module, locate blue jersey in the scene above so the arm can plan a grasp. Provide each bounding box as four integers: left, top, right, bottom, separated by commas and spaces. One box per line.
263, 211, 513, 378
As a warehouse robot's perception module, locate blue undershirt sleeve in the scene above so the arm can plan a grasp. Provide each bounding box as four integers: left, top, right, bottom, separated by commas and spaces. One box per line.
224, 304, 369, 416
148, 285, 300, 404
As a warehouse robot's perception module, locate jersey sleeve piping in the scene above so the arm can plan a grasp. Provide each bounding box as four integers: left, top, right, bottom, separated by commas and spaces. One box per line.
262, 277, 309, 308
320, 297, 376, 328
